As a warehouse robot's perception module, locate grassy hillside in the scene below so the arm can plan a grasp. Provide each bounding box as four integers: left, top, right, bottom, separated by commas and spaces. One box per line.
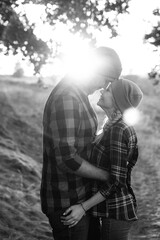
0, 79, 53, 240
0, 76, 160, 239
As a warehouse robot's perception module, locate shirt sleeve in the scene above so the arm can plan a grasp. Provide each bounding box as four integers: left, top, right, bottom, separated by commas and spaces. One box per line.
49, 94, 83, 172
99, 126, 128, 198
127, 131, 138, 170
126, 128, 138, 186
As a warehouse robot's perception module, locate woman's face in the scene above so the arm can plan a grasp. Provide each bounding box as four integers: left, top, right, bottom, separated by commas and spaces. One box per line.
97, 82, 115, 110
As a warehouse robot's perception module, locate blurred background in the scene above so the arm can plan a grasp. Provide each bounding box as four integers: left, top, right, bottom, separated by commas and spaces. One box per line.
0, 0, 160, 239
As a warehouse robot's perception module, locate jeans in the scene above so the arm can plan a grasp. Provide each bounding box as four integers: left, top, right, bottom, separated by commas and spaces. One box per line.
101, 218, 133, 240
87, 216, 101, 240
88, 216, 133, 240
47, 209, 90, 240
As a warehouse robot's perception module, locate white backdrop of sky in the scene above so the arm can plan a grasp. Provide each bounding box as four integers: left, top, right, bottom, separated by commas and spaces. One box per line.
0, 0, 160, 77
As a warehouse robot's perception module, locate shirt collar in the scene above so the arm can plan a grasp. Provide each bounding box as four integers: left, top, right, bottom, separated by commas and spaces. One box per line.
103, 112, 122, 132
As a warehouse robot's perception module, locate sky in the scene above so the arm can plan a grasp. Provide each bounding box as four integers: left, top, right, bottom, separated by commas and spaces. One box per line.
0, 0, 160, 77
95, 0, 160, 75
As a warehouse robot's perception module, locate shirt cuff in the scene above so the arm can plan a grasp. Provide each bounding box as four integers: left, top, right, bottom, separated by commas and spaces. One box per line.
65, 156, 83, 171
58, 154, 83, 172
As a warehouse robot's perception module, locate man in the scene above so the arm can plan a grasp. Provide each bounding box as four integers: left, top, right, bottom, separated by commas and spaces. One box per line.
40, 46, 122, 240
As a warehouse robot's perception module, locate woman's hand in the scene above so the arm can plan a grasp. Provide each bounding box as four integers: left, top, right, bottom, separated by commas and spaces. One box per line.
61, 204, 86, 228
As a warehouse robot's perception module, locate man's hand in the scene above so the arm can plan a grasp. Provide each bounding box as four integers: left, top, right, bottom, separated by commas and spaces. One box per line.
61, 204, 85, 228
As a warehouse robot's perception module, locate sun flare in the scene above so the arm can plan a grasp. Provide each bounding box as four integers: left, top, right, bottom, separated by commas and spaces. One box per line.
123, 108, 141, 126
61, 36, 97, 82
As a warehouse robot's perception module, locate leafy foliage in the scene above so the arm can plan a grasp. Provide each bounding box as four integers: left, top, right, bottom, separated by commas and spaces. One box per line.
0, 1, 50, 73
43, 0, 130, 38
145, 9, 160, 47
0, 0, 130, 73
144, 8, 160, 83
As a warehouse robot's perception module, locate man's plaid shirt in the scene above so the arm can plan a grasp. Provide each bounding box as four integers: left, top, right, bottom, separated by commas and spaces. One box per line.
90, 117, 138, 221
40, 78, 98, 215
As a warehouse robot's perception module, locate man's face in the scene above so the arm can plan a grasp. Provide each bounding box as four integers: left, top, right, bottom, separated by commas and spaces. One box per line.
90, 74, 114, 93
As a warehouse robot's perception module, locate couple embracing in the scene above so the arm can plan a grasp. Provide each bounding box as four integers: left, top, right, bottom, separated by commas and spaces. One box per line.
40, 47, 143, 240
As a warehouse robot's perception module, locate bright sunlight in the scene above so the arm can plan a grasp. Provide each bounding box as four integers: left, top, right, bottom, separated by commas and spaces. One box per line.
10, 0, 160, 78
48, 32, 107, 83
61, 35, 95, 81
123, 108, 141, 126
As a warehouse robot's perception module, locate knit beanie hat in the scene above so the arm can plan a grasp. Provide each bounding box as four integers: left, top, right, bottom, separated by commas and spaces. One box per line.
111, 78, 143, 113
95, 46, 122, 80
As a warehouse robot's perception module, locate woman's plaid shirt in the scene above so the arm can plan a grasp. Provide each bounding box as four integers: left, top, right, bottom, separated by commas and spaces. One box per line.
90, 117, 138, 221
40, 78, 98, 215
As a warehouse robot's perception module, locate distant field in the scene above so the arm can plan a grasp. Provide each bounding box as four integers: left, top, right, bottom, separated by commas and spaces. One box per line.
0, 75, 160, 239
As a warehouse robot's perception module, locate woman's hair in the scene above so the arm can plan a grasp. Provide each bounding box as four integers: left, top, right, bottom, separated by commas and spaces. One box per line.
110, 78, 143, 113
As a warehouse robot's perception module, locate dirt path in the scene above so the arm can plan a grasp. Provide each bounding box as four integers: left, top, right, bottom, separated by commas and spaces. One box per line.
130, 156, 160, 239
130, 126, 160, 239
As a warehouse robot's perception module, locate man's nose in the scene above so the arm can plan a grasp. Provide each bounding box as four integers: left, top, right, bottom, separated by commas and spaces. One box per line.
103, 81, 109, 89
100, 89, 104, 94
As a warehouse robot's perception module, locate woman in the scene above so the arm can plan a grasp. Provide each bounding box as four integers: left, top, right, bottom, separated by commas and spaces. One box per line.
61, 78, 143, 240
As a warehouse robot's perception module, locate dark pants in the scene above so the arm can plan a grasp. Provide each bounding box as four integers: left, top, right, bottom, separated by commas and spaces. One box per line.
47, 209, 90, 240
88, 216, 133, 240
87, 216, 101, 240
101, 218, 133, 240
